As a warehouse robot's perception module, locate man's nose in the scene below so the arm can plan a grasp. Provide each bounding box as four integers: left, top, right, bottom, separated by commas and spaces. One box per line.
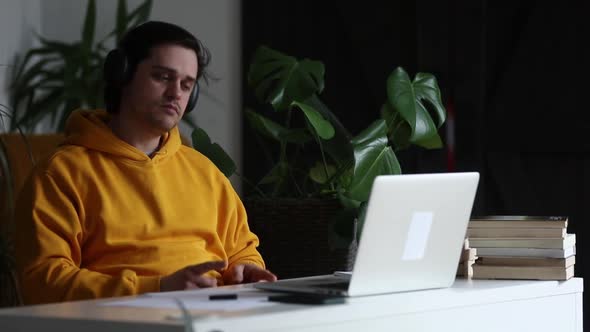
166, 80, 182, 100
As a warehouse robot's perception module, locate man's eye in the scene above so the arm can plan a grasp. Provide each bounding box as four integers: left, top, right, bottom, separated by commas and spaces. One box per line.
154, 73, 171, 81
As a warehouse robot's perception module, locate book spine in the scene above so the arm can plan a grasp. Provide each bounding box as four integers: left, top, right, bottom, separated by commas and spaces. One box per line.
476, 256, 575, 268
472, 265, 574, 280
476, 247, 575, 258
469, 221, 567, 229
468, 234, 575, 249
466, 228, 566, 238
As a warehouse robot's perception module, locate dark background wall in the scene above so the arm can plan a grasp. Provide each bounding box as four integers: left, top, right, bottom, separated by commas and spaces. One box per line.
242, 0, 588, 318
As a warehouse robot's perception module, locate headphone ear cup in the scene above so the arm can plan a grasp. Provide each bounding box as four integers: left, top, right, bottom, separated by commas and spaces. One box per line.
104, 49, 128, 87
185, 82, 199, 113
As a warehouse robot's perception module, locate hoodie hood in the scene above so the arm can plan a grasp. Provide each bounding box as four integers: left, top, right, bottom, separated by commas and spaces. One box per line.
63, 109, 181, 162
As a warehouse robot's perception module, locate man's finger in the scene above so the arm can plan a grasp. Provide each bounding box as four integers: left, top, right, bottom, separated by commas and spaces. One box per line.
185, 281, 198, 289
244, 265, 278, 282
252, 269, 278, 282
187, 260, 227, 275
225, 264, 245, 284
256, 270, 277, 281
185, 269, 219, 288
198, 277, 218, 288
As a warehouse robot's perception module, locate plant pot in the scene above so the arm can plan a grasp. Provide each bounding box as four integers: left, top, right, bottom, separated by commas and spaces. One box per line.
244, 198, 357, 279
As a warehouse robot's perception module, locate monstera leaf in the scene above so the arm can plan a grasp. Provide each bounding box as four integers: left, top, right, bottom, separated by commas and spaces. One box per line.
191, 128, 236, 178
290, 100, 334, 140
245, 109, 313, 145
385, 67, 446, 148
248, 46, 325, 111
346, 119, 401, 202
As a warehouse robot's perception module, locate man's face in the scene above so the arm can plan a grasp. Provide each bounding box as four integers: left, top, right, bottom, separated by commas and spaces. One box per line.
119, 43, 198, 134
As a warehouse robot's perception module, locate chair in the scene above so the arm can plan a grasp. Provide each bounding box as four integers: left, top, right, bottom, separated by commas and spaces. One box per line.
0, 133, 64, 307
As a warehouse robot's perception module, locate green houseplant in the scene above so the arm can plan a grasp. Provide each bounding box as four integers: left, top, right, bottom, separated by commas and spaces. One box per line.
193, 46, 447, 277
0, 104, 23, 307
8, 0, 154, 132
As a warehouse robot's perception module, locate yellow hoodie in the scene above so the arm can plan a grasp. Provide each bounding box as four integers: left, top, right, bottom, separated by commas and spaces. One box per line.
15, 110, 265, 304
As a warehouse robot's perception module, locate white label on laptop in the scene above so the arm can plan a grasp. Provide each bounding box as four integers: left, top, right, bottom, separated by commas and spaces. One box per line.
401, 212, 433, 261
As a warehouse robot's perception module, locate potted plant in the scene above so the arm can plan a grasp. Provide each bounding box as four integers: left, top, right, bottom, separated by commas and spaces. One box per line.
8, 0, 154, 132
0, 104, 23, 307
193, 46, 447, 278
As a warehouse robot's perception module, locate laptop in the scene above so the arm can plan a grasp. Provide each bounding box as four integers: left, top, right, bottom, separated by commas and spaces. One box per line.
254, 172, 480, 297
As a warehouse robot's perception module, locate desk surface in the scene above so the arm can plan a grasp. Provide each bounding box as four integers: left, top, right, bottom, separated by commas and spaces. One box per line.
0, 278, 583, 332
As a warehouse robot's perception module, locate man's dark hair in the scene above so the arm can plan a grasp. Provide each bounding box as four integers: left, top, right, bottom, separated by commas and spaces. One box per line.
103, 21, 210, 113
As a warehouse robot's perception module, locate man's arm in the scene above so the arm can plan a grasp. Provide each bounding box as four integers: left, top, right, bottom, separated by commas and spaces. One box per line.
215, 178, 277, 283
215, 180, 265, 268
14, 171, 160, 304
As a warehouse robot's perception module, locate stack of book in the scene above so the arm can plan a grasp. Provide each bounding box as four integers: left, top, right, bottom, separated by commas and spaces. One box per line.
457, 238, 477, 278
467, 216, 575, 280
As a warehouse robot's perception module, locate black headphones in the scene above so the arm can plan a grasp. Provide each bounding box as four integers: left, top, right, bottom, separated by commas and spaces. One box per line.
103, 23, 200, 114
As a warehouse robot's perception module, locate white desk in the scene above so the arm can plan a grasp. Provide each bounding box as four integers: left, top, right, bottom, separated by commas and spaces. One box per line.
0, 278, 583, 332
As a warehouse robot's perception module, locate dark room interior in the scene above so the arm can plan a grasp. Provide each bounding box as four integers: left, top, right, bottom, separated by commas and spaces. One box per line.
242, 0, 588, 319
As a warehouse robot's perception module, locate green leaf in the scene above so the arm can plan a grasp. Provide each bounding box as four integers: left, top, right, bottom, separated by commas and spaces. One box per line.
305, 95, 354, 167
191, 128, 236, 177
309, 162, 337, 184
413, 73, 446, 127
128, 0, 152, 27
245, 109, 288, 142
115, 0, 129, 42
279, 128, 312, 145
15, 88, 64, 130
387, 67, 416, 129
11, 59, 59, 104
11, 48, 60, 82
329, 208, 358, 249
81, 0, 97, 51
413, 131, 443, 149
291, 100, 334, 140
347, 120, 401, 202
355, 202, 368, 243
386, 67, 447, 146
107, 0, 153, 41
381, 103, 443, 150
38, 37, 76, 57
337, 190, 361, 209
248, 46, 325, 111
411, 100, 443, 145
380, 102, 413, 150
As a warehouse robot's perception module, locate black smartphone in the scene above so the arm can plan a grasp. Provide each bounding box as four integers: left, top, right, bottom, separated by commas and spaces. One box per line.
268, 294, 346, 305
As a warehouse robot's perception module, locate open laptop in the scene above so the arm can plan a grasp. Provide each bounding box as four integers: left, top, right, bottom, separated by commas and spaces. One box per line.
254, 172, 480, 297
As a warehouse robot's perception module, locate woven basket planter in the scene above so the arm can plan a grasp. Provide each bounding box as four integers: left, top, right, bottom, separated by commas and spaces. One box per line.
244, 198, 357, 280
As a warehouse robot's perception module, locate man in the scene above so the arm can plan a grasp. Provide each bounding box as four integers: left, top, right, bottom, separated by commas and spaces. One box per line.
14, 21, 276, 305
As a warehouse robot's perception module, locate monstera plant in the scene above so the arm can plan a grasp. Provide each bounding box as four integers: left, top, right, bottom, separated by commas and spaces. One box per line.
193, 45, 447, 249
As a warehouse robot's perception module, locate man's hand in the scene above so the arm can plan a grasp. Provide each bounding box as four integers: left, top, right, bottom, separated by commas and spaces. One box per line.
222, 263, 277, 285
160, 260, 227, 292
